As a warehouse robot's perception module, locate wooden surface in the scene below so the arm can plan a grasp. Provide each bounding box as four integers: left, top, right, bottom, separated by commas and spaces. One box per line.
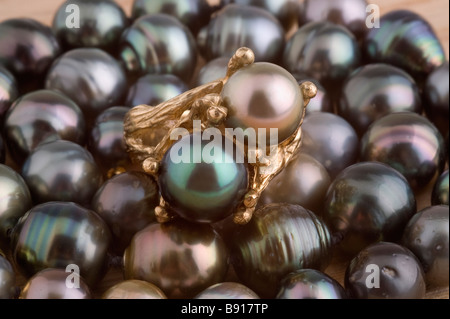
0, 0, 448, 299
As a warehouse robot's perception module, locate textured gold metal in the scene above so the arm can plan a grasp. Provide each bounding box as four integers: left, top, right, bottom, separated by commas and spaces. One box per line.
123, 47, 317, 224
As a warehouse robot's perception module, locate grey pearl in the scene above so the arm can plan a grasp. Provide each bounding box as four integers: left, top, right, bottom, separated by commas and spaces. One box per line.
195, 57, 229, 86
0, 164, 32, 251
52, 0, 128, 53
301, 112, 359, 179
195, 282, 260, 299
0, 66, 18, 124
360, 112, 446, 189
339, 63, 422, 136
424, 62, 449, 136
19, 268, 91, 299
432, 170, 449, 206
119, 14, 198, 83
91, 171, 159, 255
198, 4, 285, 63
45, 48, 127, 124
283, 21, 361, 97
402, 205, 449, 288
298, 0, 369, 42
277, 269, 347, 299
0, 252, 16, 299
21, 140, 102, 206
88, 106, 130, 175
125, 74, 188, 107
293, 74, 333, 115
259, 153, 331, 215
3, 89, 86, 165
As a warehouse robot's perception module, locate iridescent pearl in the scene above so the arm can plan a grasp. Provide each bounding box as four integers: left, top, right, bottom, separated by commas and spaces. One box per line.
19, 268, 91, 299
222, 62, 304, 145
0, 164, 32, 251
293, 74, 333, 115
4, 89, 86, 165
159, 134, 248, 223
402, 205, 449, 288
283, 22, 361, 96
123, 220, 228, 298
339, 64, 422, 136
0, 66, 18, 124
345, 242, 426, 299
301, 112, 359, 179
102, 280, 167, 299
197, 4, 285, 63
119, 14, 198, 83
11, 202, 111, 285
364, 10, 445, 85
360, 112, 446, 189
424, 62, 449, 136
21, 140, 102, 205
52, 0, 128, 53
0, 19, 61, 93
125, 74, 188, 107
92, 171, 159, 255
276, 269, 347, 299
0, 253, 15, 299
195, 282, 260, 299
229, 204, 332, 298
131, 0, 215, 35
323, 162, 416, 255
88, 106, 130, 175
259, 153, 331, 215
298, 0, 369, 41
229, 0, 299, 31
45, 48, 127, 124
432, 170, 449, 206
195, 57, 229, 86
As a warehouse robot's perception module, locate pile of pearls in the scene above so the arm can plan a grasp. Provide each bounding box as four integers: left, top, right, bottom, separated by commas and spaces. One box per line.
0, 0, 448, 300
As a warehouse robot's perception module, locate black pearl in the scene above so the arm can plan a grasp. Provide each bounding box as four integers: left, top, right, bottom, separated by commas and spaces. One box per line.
195, 57, 229, 86
364, 10, 446, 85
195, 282, 260, 299
229, 204, 332, 298
197, 4, 285, 63
3, 89, 86, 165
432, 170, 449, 206
125, 74, 188, 108
52, 0, 128, 53
345, 242, 426, 299
0, 164, 32, 251
402, 205, 449, 287
323, 162, 416, 255
0, 66, 18, 125
124, 219, 228, 298
119, 14, 198, 83
21, 140, 102, 206
159, 134, 248, 224
259, 153, 331, 215
0, 253, 15, 299
293, 74, 333, 115
131, 0, 215, 35
276, 269, 347, 299
339, 64, 422, 136
45, 48, 127, 124
11, 202, 111, 286
88, 106, 130, 175
360, 112, 446, 189
301, 112, 359, 179
19, 268, 91, 299
0, 18, 61, 93
283, 22, 361, 97
298, 0, 369, 42
102, 280, 167, 299
229, 0, 299, 31
423, 62, 449, 136
91, 171, 159, 255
